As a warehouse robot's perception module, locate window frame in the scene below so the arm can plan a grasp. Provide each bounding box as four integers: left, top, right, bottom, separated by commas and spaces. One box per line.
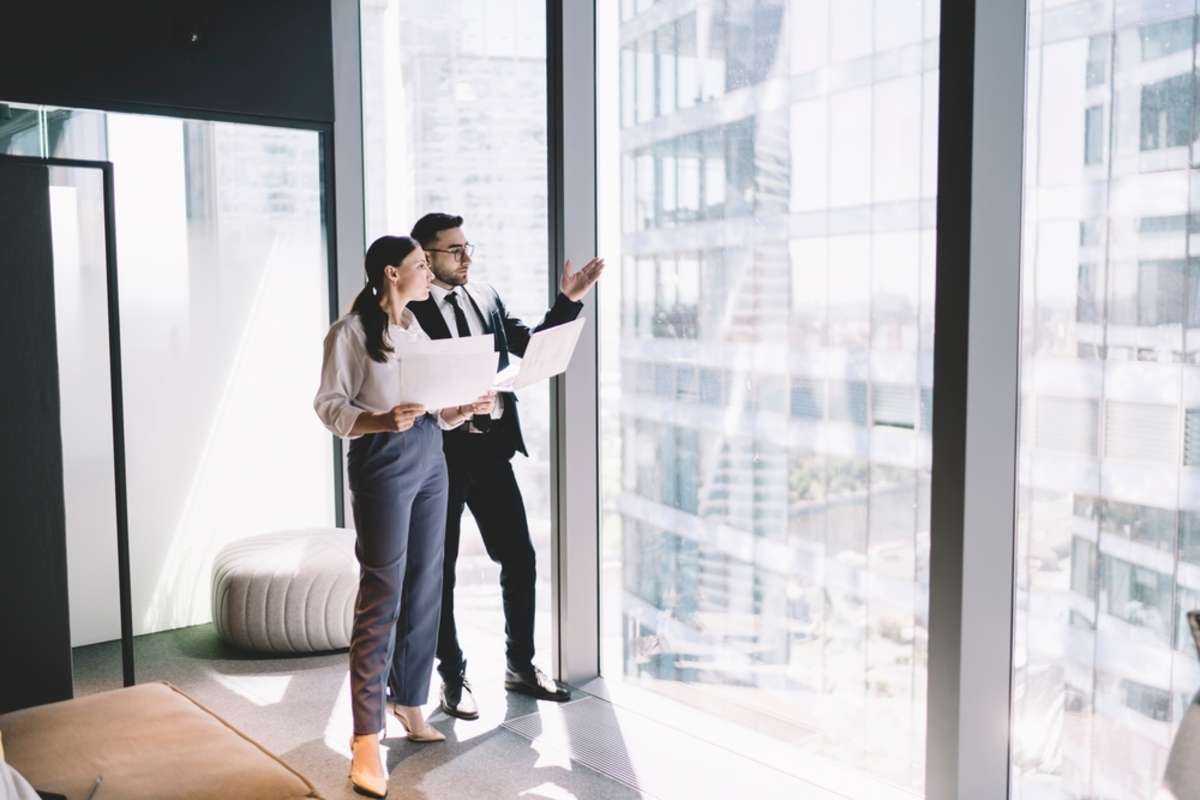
552, 1, 1026, 798
345, 1, 1031, 797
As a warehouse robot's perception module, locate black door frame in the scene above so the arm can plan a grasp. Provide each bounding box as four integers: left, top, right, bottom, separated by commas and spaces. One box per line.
1, 153, 136, 688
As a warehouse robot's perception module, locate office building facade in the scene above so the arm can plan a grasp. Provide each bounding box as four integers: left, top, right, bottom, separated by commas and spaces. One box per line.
608, 2, 1200, 798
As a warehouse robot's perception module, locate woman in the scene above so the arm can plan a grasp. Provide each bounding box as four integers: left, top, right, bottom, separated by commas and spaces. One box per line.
314, 234, 494, 798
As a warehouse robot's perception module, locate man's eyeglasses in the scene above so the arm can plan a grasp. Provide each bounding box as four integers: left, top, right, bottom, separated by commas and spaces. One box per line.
426, 243, 475, 263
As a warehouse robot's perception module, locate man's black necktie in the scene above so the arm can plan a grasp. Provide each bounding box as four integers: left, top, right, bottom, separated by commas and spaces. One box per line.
445, 291, 492, 432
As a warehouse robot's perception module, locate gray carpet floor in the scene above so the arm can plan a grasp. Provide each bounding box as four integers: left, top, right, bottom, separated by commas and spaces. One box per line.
72, 620, 642, 800
69, 613, 874, 799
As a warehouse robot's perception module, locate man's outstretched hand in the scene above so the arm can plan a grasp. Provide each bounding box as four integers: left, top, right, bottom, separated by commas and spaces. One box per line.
561, 257, 605, 302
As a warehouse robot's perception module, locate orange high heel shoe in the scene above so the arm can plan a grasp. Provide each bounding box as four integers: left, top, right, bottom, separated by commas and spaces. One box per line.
348, 733, 388, 798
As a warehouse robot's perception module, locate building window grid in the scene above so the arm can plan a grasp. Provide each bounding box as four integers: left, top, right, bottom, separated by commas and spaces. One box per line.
1177, 586, 1200, 653
1139, 18, 1197, 63
623, 6, 794, 128
1139, 73, 1196, 153
1031, 398, 1200, 468
1006, 11, 1200, 779
610, 1, 938, 792
624, 358, 933, 445
1121, 678, 1174, 722
627, 125, 749, 229
1068, 494, 1200, 656
1100, 400, 1185, 466
610, 2, 1200, 795
1087, 34, 1110, 88
1085, 104, 1106, 165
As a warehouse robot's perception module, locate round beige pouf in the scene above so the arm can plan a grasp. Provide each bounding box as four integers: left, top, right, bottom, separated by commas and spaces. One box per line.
212, 528, 358, 653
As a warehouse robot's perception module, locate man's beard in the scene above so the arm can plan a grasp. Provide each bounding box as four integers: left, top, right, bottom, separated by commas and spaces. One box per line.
438, 270, 467, 286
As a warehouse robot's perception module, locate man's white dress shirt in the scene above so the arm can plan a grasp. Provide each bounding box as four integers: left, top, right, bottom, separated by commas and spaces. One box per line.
428, 284, 504, 425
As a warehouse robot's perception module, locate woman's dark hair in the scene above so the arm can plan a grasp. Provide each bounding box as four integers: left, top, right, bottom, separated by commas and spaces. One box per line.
352, 235, 419, 363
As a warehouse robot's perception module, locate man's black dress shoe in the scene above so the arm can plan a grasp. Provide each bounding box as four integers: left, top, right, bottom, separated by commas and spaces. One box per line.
440, 677, 479, 720
504, 666, 571, 702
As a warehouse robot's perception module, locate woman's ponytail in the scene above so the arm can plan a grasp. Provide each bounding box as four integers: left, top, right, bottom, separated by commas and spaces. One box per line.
354, 235, 419, 363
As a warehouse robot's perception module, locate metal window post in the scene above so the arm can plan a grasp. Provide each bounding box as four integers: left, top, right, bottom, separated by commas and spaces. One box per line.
331, 0, 367, 527
548, 0, 602, 685
926, 0, 1027, 797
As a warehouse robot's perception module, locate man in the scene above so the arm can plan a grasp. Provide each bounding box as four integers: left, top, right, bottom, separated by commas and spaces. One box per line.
408, 212, 604, 719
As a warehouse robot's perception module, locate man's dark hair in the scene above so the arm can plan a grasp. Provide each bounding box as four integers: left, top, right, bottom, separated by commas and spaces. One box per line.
410, 212, 464, 247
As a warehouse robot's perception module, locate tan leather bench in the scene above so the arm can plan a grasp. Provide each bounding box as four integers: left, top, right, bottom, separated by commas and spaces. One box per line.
0, 682, 320, 799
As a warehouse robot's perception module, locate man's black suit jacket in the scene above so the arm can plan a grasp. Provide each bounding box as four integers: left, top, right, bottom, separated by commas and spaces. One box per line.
409, 284, 583, 458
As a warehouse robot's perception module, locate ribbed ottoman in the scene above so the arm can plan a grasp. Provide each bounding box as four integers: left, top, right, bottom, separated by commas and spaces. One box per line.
212, 528, 358, 654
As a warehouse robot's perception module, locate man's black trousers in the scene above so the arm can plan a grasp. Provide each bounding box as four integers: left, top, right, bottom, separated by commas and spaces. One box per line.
435, 429, 537, 684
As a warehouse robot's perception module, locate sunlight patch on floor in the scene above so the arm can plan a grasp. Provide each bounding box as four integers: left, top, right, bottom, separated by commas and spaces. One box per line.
519, 782, 583, 800
207, 671, 292, 707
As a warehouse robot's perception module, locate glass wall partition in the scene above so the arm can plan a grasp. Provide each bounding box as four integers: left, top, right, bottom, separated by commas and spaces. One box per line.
598, 1, 939, 795
1, 103, 336, 678
1014, 4, 1200, 798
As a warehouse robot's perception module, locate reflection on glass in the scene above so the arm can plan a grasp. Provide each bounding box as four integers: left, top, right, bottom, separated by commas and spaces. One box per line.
1015, 6, 1200, 799
359, 0, 553, 659
9, 105, 337, 647
0, 103, 43, 155
599, 1, 937, 795
45, 165, 124, 694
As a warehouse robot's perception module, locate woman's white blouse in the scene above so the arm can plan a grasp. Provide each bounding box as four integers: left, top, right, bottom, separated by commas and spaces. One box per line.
314, 310, 461, 439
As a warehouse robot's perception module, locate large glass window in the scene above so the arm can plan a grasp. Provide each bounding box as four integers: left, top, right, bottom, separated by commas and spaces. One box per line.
599, 2, 938, 795
359, 0, 552, 661
1015, 8, 1200, 798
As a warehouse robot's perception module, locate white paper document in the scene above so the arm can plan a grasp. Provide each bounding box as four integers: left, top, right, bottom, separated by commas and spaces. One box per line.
395, 334, 497, 409
494, 318, 586, 391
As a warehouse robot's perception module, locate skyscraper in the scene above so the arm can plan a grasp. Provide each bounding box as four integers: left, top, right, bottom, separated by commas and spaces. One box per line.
605, 0, 936, 790
607, 4, 1200, 799
1015, 11, 1200, 799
